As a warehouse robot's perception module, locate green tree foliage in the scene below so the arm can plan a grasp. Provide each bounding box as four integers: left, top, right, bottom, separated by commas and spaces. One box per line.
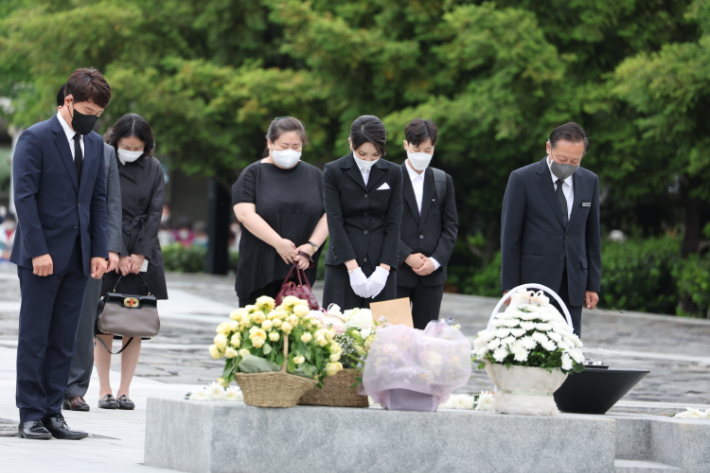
1, 0, 709, 314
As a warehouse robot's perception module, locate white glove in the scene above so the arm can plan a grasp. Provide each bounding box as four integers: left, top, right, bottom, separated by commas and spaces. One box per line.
367, 266, 389, 299
349, 267, 371, 298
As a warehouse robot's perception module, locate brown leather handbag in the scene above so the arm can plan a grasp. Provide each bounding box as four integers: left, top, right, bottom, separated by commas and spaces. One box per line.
276, 258, 320, 310
96, 274, 160, 354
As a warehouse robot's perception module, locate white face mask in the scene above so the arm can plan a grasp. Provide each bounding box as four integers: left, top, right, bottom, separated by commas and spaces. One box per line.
353, 152, 379, 170
406, 143, 434, 171
118, 148, 144, 165
271, 148, 301, 169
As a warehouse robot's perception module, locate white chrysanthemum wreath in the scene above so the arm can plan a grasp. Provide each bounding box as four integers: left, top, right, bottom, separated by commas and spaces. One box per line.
472, 288, 585, 373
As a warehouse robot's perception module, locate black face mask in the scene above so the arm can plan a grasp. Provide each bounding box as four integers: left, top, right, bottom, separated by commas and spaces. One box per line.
68, 100, 99, 135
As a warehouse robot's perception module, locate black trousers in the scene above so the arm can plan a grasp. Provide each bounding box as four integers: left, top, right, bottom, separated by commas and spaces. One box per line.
238, 280, 284, 307
16, 238, 88, 423
549, 269, 583, 338
65, 276, 102, 399
397, 282, 444, 330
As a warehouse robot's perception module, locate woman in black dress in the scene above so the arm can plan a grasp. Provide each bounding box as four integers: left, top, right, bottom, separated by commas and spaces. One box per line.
232, 117, 328, 306
96, 114, 167, 410
322, 115, 403, 309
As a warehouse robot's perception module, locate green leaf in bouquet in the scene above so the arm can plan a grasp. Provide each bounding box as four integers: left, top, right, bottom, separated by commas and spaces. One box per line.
304, 349, 312, 362
238, 353, 280, 373
263, 343, 272, 355
275, 353, 285, 367
297, 341, 308, 356
287, 358, 296, 373
315, 350, 323, 369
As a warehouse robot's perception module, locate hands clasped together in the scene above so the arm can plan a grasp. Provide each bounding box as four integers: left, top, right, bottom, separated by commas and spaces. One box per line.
349, 266, 390, 299
405, 252, 436, 276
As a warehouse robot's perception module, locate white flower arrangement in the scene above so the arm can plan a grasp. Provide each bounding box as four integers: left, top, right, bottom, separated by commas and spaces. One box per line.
674, 408, 710, 420
415, 392, 495, 411
472, 289, 585, 374
185, 382, 244, 402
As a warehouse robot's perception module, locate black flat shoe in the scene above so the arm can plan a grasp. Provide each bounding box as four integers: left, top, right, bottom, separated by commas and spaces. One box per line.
98, 394, 118, 409
18, 420, 52, 440
117, 395, 135, 410
42, 415, 88, 440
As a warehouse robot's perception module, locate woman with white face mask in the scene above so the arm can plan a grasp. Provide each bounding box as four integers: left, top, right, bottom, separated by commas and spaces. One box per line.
232, 117, 328, 306
322, 115, 403, 309
96, 114, 167, 411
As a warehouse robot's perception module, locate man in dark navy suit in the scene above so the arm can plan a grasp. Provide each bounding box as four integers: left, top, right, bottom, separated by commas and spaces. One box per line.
11, 68, 110, 439
501, 122, 601, 337
396, 119, 458, 329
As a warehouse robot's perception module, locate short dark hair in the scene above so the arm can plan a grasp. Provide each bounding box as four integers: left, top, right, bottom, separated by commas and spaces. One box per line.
65, 68, 111, 109
350, 115, 387, 156
105, 114, 155, 158
404, 118, 438, 146
549, 122, 589, 154
264, 116, 309, 157
57, 84, 66, 107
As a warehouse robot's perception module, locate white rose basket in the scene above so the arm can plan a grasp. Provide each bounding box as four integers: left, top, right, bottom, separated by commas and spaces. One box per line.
481, 283, 580, 416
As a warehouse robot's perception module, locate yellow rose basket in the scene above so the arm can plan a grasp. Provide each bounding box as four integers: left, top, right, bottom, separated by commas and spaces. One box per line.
298, 368, 369, 408
235, 336, 317, 408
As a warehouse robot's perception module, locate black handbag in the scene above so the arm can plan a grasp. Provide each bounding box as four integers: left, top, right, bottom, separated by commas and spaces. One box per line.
96, 274, 160, 354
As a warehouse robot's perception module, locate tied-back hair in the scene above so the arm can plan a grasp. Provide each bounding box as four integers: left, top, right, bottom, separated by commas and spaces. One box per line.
104, 114, 155, 158
549, 122, 589, 155
263, 116, 309, 157
350, 115, 387, 156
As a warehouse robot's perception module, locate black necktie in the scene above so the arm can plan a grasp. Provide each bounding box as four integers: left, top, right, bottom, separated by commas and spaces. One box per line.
556, 179, 568, 226
73, 134, 83, 184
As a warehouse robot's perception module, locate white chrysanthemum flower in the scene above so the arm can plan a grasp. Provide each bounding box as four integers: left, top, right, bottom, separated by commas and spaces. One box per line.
520, 336, 537, 350
501, 336, 516, 347
510, 328, 527, 338
557, 340, 570, 351
571, 335, 583, 348
561, 353, 573, 371
475, 392, 495, 412
569, 349, 585, 364
346, 309, 374, 330
547, 332, 562, 342
208, 383, 225, 400
541, 340, 557, 352
492, 347, 508, 362
190, 388, 209, 401
478, 330, 496, 343
504, 319, 519, 328
225, 387, 243, 402
674, 408, 705, 419
495, 328, 510, 338
535, 323, 552, 331
513, 347, 529, 362
493, 319, 507, 328
474, 346, 489, 357
487, 338, 501, 350
519, 321, 536, 331
473, 337, 488, 350
518, 311, 538, 321
532, 332, 548, 344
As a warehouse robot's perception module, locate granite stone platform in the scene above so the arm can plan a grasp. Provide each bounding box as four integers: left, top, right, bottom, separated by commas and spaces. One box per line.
143, 399, 710, 473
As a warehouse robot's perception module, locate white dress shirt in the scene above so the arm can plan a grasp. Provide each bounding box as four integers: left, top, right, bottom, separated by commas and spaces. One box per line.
547, 155, 573, 219
355, 159, 371, 185
57, 111, 84, 160
405, 160, 441, 271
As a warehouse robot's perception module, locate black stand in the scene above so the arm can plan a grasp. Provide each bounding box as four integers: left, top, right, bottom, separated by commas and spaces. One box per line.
206, 178, 231, 275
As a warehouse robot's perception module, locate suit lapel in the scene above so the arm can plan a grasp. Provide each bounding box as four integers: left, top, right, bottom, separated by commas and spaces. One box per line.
567, 171, 584, 228
343, 154, 367, 190
419, 168, 435, 231
401, 164, 420, 223
366, 159, 387, 191
51, 116, 79, 192
535, 157, 566, 229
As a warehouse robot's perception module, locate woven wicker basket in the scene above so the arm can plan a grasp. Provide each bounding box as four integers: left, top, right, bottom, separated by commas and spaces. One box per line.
234, 336, 317, 408
298, 368, 369, 408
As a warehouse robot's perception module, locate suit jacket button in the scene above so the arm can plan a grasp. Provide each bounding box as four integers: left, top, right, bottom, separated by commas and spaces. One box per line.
74, 224, 78, 229
364, 194, 369, 198
419, 235, 424, 239
78, 201, 81, 205
364, 230, 368, 235
364, 257, 368, 262
559, 256, 564, 261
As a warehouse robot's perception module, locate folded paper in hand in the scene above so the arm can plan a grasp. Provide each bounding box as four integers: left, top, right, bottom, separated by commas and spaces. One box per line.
377, 182, 391, 191
370, 297, 413, 328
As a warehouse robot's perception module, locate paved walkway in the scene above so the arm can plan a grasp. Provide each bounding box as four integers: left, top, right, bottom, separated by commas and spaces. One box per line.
1, 264, 710, 472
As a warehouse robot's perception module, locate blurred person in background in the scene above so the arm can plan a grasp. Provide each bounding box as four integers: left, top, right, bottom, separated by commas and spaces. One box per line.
193, 220, 208, 247
0, 213, 17, 261
232, 116, 328, 306
95, 114, 167, 410
172, 217, 195, 248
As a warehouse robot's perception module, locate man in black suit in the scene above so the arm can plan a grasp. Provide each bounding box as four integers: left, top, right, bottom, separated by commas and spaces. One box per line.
397, 119, 458, 329
11, 68, 110, 439
501, 122, 601, 337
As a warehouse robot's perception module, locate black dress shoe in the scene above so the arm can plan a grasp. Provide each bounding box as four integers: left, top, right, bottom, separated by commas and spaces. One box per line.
117, 395, 135, 410
98, 394, 118, 409
42, 414, 88, 440
65, 396, 90, 412
18, 420, 52, 440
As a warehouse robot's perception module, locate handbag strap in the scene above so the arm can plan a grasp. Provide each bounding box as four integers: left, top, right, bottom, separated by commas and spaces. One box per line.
95, 336, 135, 355
112, 273, 152, 296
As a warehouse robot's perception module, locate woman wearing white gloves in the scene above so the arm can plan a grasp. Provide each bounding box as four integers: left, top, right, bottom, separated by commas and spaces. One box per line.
322, 115, 403, 308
